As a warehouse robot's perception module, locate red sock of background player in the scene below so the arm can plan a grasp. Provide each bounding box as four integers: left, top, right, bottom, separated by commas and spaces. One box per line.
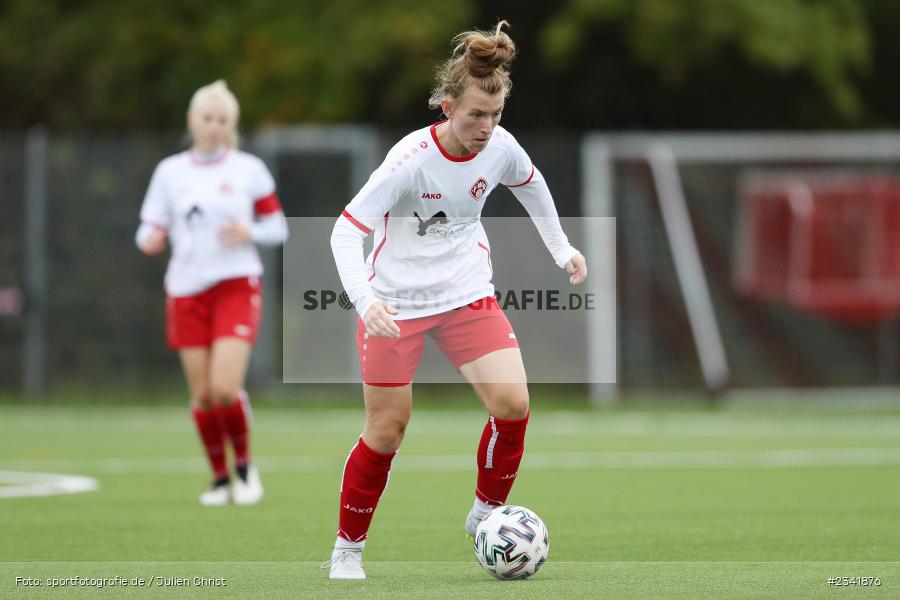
219, 392, 250, 470
336, 437, 396, 544
192, 405, 229, 482
475, 412, 529, 507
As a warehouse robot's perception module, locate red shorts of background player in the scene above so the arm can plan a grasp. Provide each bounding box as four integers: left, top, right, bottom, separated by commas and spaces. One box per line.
357, 295, 519, 386
166, 276, 262, 349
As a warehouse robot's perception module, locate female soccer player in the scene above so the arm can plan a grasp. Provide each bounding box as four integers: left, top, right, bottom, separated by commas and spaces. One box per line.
326, 22, 587, 579
136, 80, 288, 506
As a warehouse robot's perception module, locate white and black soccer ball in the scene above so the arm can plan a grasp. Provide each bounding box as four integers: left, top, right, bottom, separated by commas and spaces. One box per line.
473, 505, 549, 580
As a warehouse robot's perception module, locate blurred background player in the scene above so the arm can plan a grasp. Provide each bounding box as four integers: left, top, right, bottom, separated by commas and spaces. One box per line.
135, 80, 288, 506
325, 21, 587, 579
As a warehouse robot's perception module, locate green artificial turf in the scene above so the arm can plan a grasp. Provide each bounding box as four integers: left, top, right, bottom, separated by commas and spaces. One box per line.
1, 400, 898, 598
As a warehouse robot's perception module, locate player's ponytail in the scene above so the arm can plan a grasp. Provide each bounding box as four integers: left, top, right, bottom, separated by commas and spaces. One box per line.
428, 21, 517, 110
187, 80, 240, 149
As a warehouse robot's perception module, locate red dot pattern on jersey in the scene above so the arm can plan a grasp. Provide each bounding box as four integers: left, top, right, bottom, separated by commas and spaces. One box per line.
390, 139, 428, 174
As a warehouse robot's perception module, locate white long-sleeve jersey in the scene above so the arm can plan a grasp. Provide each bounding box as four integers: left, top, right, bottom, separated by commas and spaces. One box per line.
330, 123, 580, 320
136, 149, 288, 297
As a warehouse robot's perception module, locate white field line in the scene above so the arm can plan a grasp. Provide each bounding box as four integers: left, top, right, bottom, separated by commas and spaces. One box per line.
3, 447, 900, 476
9, 412, 900, 438
0, 471, 99, 498
1, 560, 899, 565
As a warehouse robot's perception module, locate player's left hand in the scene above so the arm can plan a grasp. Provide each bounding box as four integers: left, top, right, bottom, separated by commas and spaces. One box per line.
219, 219, 252, 246
565, 253, 587, 285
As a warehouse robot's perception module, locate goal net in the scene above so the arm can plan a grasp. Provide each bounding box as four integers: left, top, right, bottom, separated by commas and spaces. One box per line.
583, 133, 900, 393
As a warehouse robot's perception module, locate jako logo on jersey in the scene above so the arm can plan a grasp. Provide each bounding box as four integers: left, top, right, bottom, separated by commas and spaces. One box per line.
421, 192, 442, 200
470, 177, 488, 200
343, 504, 374, 514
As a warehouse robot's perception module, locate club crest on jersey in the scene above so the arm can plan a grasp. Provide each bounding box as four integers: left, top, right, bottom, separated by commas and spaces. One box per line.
470, 177, 488, 201
421, 192, 442, 200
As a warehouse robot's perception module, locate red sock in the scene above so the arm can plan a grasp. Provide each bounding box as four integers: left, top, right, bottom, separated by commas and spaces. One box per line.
475, 412, 529, 506
192, 406, 228, 480
218, 395, 250, 467
337, 437, 396, 542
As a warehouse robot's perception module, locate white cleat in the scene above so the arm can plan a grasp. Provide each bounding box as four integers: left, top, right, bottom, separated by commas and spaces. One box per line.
232, 465, 264, 506
465, 504, 492, 538
323, 548, 366, 580
199, 482, 231, 507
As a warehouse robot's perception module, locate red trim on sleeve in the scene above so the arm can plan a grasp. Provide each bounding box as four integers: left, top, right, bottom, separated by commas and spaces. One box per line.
506, 163, 535, 188
254, 192, 282, 216
368, 213, 390, 282
342, 210, 373, 235
430, 121, 479, 163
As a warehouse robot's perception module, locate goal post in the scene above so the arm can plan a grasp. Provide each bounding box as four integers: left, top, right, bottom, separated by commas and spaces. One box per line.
582, 132, 900, 402
250, 125, 381, 388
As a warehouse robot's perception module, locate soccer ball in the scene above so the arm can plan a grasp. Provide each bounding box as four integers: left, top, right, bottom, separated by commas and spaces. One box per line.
473, 505, 549, 580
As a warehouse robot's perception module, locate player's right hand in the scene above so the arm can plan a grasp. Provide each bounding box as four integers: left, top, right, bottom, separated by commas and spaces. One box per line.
140, 228, 168, 255
363, 301, 401, 338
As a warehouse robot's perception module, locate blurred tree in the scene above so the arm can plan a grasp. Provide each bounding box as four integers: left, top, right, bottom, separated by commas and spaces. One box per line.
0, 0, 474, 128
534, 0, 872, 128
3, 0, 899, 129
858, 0, 900, 127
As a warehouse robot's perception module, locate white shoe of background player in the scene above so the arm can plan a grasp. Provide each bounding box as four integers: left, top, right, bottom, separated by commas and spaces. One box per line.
232, 464, 264, 505
199, 480, 231, 507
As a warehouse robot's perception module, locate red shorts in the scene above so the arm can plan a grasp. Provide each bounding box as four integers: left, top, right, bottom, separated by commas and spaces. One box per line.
166, 277, 262, 349
357, 296, 519, 386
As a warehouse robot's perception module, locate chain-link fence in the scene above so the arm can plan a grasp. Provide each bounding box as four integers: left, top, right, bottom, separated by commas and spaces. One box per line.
1, 126, 583, 397
591, 134, 900, 391
14, 127, 899, 398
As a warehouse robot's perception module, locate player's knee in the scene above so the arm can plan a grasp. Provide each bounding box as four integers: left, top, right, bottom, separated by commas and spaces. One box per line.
208, 381, 240, 406
379, 418, 407, 447
489, 386, 529, 420
192, 385, 215, 409
366, 415, 408, 452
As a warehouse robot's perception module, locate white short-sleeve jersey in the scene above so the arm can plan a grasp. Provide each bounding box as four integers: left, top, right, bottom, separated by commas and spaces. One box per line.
334, 122, 579, 319
139, 149, 283, 297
